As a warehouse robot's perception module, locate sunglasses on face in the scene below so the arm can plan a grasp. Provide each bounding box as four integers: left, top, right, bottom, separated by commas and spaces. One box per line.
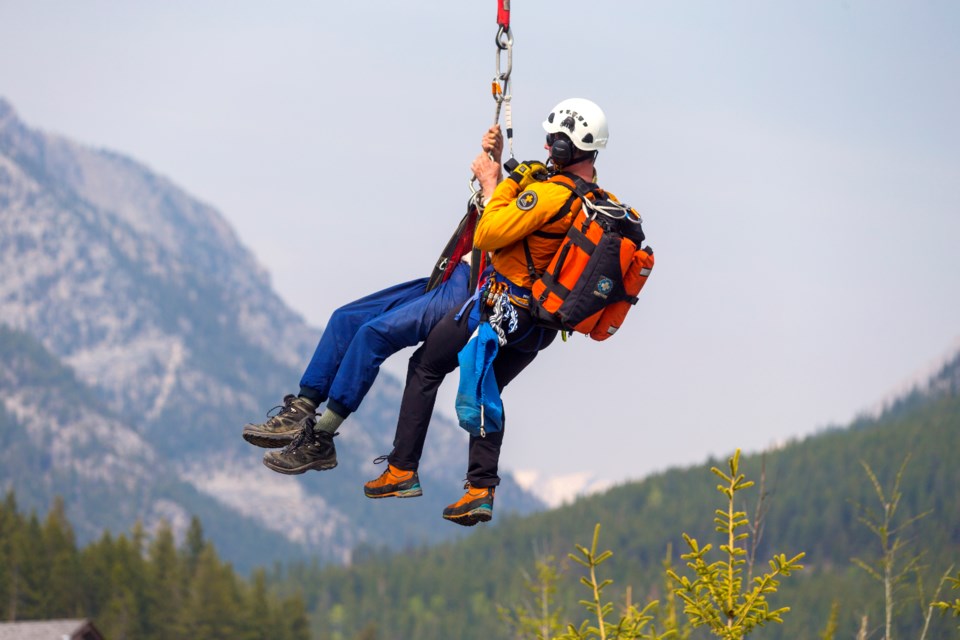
546, 132, 568, 146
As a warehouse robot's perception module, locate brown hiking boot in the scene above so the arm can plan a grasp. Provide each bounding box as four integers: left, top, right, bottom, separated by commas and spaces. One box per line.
262, 425, 338, 475
442, 482, 494, 526
363, 457, 422, 499
242, 394, 317, 448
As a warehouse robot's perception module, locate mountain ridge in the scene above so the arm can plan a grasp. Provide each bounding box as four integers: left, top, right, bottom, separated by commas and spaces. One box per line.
0, 96, 544, 571
271, 345, 960, 639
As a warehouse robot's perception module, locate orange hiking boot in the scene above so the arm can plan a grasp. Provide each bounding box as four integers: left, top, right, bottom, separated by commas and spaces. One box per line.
363, 457, 422, 499
442, 483, 494, 527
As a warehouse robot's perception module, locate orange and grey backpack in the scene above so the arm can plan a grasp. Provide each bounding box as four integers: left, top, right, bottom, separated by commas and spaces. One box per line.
525, 176, 654, 341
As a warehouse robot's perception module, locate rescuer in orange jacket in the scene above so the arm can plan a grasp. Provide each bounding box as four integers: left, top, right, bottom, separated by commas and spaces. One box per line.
360, 99, 619, 526
474, 162, 625, 290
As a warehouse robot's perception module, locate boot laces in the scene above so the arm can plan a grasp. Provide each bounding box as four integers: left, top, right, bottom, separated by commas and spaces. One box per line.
266, 394, 298, 419
461, 480, 491, 496
370, 455, 413, 482
279, 420, 332, 455
279, 425, 311, 454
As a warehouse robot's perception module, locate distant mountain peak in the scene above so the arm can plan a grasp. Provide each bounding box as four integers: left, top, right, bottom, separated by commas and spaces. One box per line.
513, 469, 613, 508
0, 96, 544, 570
866, 337, 960, 419
0, 98, 20, 135
0, 96, 14, 119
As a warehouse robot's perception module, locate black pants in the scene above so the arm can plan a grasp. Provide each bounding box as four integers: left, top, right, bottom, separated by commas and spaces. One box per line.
387, 299, 557, 487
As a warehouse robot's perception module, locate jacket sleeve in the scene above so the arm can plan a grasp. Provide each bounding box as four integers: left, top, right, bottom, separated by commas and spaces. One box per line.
474, 180, 570, 251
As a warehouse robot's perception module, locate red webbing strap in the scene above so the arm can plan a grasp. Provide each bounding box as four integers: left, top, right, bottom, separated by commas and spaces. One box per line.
439, 204, 486, 290
444, 206, 479, 283
497, 0, 511, 29
426, 208, 472, 292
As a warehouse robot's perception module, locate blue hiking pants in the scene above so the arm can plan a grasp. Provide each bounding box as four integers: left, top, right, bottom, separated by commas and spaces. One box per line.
298, 262, 471, 417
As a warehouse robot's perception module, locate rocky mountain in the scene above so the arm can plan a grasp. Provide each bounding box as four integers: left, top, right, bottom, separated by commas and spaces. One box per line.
0, 97, 543, 571
0, 323, 297, 565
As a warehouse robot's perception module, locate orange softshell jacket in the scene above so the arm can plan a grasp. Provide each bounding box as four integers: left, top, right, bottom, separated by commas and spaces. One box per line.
476, 174, 620, 290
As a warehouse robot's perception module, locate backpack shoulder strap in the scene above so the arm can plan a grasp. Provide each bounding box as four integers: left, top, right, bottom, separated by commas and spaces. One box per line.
531, 174, 599, 234
521, 174, 602, 282
549, 172, 604, 200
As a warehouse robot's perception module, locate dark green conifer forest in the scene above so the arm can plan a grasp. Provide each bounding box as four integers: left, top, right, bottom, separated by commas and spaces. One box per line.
264, 367, 960, 640
3, 362, 958, 639
0, 494, 309, 640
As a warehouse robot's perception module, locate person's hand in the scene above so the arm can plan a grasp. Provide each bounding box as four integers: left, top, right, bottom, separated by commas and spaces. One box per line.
471, 151, 502, 197
506, 160, 548, 190
481, 125, 503, 164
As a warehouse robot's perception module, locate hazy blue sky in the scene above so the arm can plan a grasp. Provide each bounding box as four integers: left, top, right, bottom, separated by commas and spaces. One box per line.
2, 1, 958, 492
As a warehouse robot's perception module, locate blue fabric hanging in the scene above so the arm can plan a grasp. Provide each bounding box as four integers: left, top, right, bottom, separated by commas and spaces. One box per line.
455, 321, 504, 437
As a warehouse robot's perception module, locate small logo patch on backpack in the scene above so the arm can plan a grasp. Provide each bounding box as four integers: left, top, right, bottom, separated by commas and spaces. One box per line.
593, 276, 614, 299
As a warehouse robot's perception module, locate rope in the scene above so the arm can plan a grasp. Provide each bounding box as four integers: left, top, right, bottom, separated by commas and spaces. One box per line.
470, 1, 517, 198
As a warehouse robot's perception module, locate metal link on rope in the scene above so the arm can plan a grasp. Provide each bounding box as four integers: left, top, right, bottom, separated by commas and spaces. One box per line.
493, 18, 515, 161
467, 177, 485, 211
470, 1, 516, 196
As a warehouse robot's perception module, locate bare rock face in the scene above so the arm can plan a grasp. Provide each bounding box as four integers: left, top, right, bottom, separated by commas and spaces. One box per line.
0, 97, 543, 571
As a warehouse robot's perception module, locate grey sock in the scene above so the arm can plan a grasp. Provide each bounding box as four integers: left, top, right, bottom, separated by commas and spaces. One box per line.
315, 409, 345, 434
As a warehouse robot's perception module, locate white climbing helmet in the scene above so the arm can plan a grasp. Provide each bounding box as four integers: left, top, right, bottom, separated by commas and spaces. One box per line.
542, 98, 609, 151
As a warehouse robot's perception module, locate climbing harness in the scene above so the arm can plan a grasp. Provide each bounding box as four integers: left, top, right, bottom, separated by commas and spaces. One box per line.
454, 275, 519, 439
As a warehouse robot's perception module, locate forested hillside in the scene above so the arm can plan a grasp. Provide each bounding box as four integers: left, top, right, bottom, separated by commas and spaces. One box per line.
0, 96, 544, 571
3, 347, 958, 640
0, 493, 309, 639
272, 357, 960, 640
0, 323, 312, 568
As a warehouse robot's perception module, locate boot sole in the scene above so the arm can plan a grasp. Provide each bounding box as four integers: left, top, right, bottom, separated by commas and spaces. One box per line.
364, 486, 423, 499
442, 506, 493, 527
243, 428, 298, 449
262, 457, 338, 475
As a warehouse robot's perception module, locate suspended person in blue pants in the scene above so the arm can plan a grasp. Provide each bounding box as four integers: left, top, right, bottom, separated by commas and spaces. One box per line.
241, 126, 502, 473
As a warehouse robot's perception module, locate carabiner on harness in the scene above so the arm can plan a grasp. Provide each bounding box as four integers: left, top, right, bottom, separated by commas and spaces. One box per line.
468, 174, 483, 206
580, 194, 643, 225
479, 278, 518, 346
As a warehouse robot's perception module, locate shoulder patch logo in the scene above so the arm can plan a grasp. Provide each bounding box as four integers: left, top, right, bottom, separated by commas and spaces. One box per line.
517, 190, 538, 211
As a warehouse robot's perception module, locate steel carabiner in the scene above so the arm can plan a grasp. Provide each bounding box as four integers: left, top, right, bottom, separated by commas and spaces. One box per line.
496, 25, 513, 51
493, 27, 513, 104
